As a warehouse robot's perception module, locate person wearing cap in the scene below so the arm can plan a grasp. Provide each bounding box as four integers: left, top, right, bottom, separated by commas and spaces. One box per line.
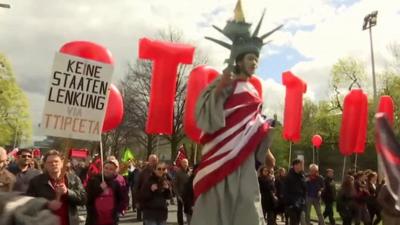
190, 1, 282, 224
85, 157, 129, 225
0, 147, 15, 192
26, 150, 86, 225
10, 148, 41, 193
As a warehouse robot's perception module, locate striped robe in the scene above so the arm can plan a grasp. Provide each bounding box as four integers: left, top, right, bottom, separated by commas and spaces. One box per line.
191, 77, 272, 225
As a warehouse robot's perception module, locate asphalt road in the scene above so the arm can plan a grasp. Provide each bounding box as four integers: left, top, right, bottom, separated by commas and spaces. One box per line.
79, 201, 180, 225
78, 200, 305, 225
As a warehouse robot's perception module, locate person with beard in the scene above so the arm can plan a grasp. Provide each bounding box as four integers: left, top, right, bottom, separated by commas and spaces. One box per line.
140, 162, 172, 225
10, 149, 41, 193
0, 147, 15, 192
85, 158, 129, 225
26, 150, 86, 225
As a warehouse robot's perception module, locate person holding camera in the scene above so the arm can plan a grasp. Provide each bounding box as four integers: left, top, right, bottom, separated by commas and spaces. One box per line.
140, 162, 172, 225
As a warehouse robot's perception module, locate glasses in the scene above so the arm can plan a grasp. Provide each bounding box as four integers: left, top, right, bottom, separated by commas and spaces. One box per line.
157, 167, 166, 171
21, 155, 32, 158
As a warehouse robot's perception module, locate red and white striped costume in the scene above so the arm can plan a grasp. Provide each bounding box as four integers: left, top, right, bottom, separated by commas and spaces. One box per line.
193, 80, 270, 198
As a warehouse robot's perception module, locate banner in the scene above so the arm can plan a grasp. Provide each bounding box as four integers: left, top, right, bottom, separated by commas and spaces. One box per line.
41, 52, 113, 141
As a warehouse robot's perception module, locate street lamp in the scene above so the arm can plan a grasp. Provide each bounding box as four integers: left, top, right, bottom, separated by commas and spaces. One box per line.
362, 11, 378, 101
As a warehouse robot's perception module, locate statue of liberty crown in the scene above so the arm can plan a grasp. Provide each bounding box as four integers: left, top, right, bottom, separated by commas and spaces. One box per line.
205, 0, 283, 65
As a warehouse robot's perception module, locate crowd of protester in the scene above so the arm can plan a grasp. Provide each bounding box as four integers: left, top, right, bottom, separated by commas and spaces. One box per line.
1, 146, 399, 225
0, 147, 194, 225
257, 159, 400, 225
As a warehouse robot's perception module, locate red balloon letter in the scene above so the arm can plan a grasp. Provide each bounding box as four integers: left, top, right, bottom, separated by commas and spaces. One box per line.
339, 89, 368, 156
184, 65, 219, 142
139, 38, 195, 135
102, 84, 124, 133
282, 71, 307, 143
378, 95, 394, 126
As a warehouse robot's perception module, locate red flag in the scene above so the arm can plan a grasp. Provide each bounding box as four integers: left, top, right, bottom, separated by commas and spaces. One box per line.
375, 113, 400, 209
175, 145, 188, 166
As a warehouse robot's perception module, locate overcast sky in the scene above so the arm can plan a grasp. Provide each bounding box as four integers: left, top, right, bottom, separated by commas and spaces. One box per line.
0, 0, 399, 143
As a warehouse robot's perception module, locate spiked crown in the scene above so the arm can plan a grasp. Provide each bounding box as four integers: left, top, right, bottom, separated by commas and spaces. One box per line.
206, 0, 283, 65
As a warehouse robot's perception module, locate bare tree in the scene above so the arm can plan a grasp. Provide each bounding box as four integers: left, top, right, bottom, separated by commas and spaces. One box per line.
120, 60, 161, 158
329, 57, 366, 112
158, 27, 209, 159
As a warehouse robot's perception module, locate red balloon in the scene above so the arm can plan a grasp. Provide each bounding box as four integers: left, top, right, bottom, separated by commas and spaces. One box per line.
249, 76, 263, 100
60, 41, 114, 65
282, 71, 307, 143
102, 84, 124, 132
339, 89, 368, 156
378, 95, 394, 126
139, 38, 195, 135
184, 65, 219, 142
312, 135, 323, 149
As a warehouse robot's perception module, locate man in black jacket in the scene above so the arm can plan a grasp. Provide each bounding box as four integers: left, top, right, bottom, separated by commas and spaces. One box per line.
134, 154, 159, 222
27, 150, 86, 225
322, 169, 336, 225
284, 159, 306, 225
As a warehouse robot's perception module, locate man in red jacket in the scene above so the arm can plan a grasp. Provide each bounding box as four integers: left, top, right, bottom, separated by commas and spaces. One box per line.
27, 150, 86, 225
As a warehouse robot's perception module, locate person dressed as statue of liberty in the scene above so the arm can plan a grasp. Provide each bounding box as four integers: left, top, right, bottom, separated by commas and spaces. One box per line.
191, 1, 283, 225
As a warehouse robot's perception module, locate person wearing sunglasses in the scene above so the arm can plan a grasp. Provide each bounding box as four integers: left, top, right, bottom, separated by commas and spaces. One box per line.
140, 162, 172, 225
11, 148, 41, 193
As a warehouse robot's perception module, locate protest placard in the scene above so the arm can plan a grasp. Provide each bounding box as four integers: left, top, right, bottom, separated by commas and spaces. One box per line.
41, 52, 113, 141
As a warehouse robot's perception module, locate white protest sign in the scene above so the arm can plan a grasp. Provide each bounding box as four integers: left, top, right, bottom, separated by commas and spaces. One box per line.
41, 52, 113, 141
